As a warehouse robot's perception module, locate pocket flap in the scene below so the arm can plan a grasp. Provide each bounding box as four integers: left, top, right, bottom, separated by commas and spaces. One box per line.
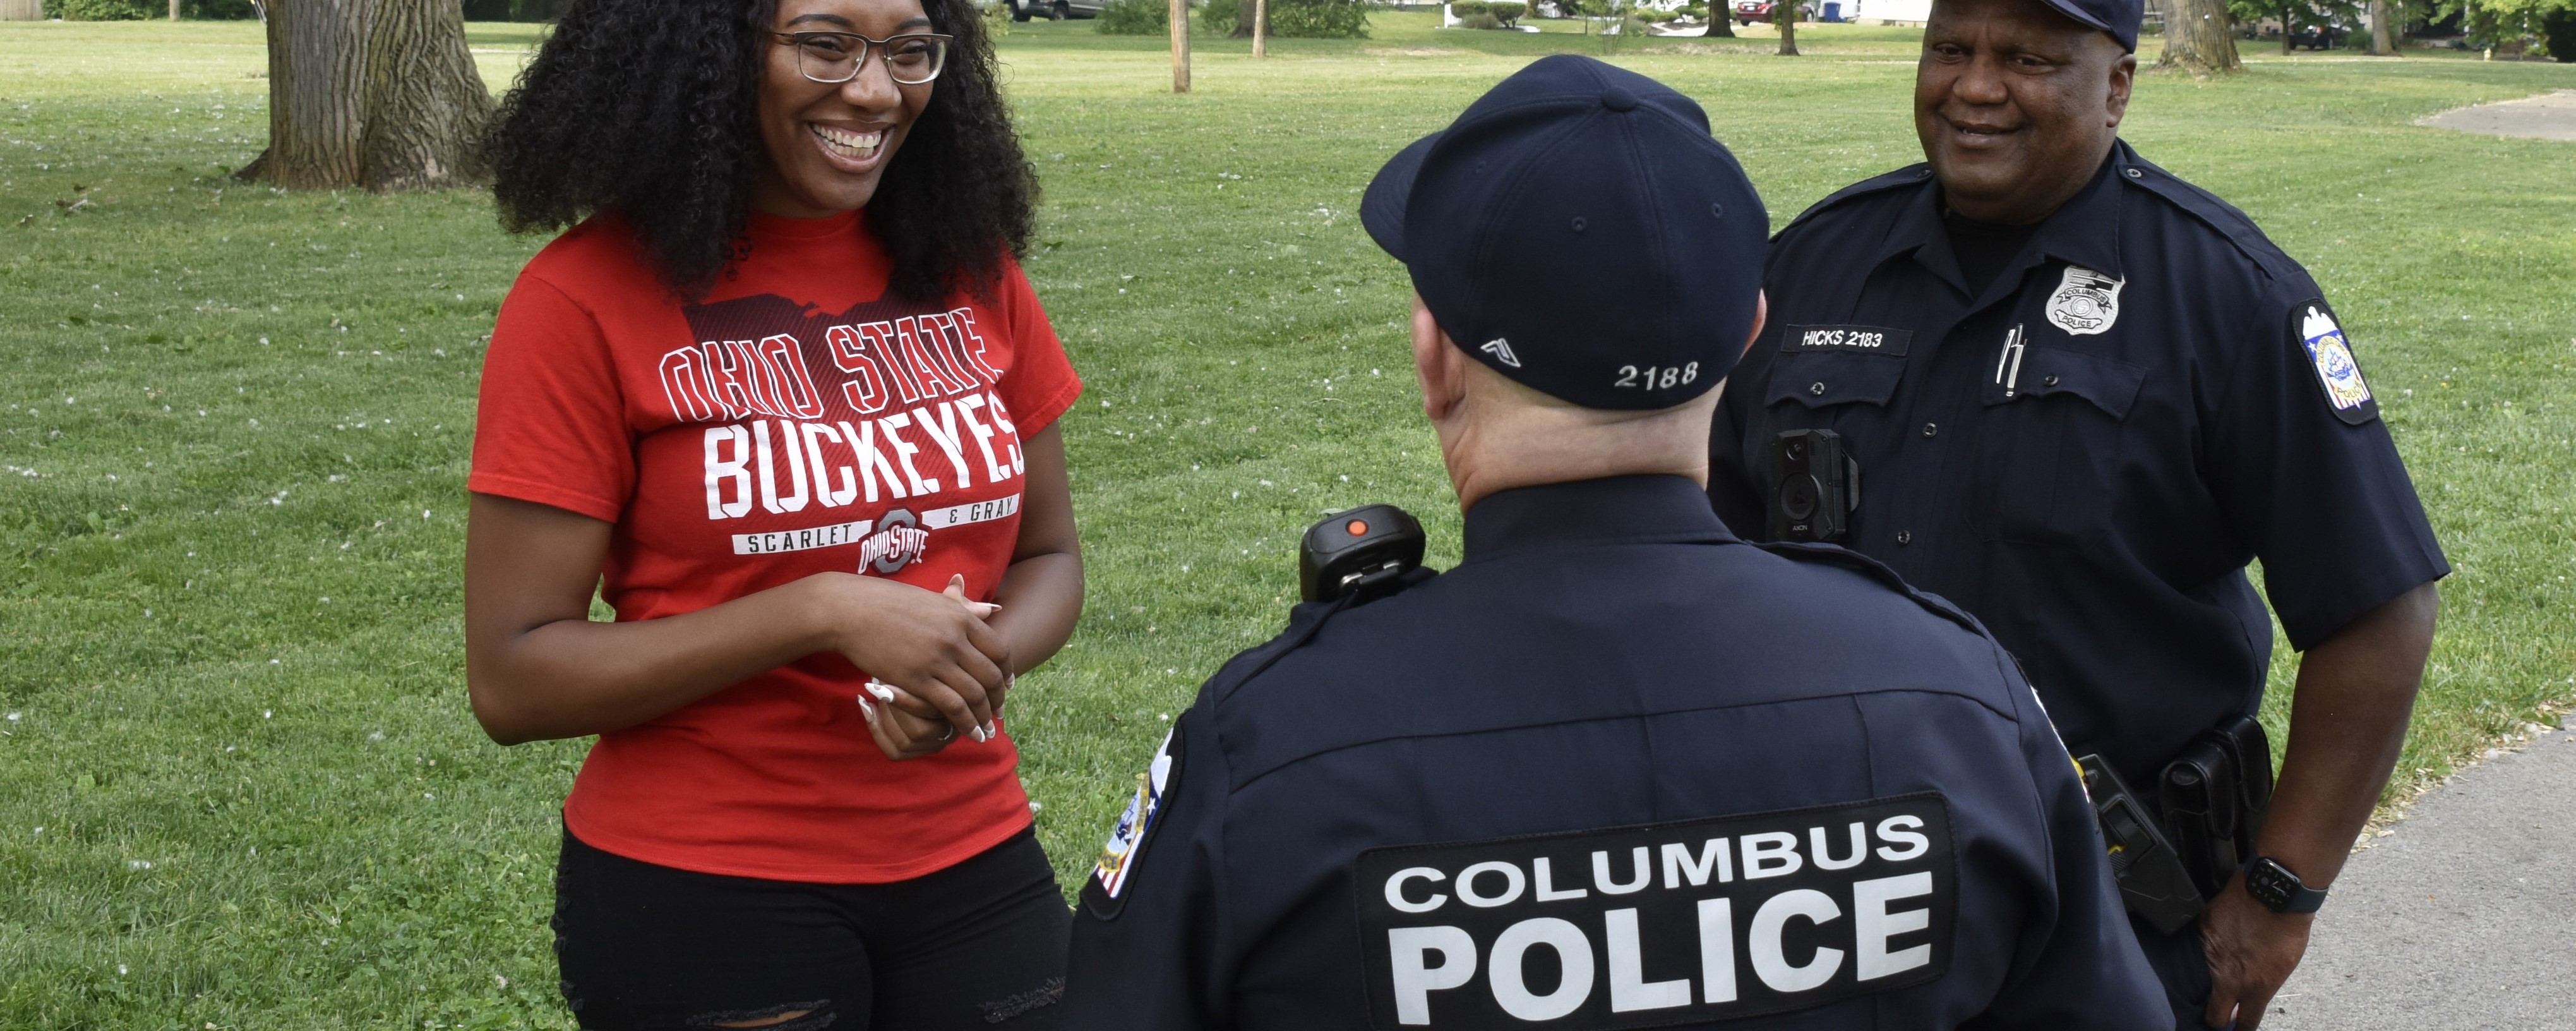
1766, 351, 1906, 410
1987, 347, 2147, 419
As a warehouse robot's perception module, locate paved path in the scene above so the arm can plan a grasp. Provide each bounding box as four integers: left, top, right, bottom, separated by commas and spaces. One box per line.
2266, 725, 2576, 1030
2419, 90, 2576, 142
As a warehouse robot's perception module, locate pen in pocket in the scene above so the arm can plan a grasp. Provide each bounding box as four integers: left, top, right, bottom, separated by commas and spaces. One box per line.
1994, 323, 2027, 398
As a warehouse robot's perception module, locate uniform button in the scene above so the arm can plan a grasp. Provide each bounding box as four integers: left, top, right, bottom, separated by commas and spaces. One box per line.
1809, 382, 1826, 395
1896, 530, 1913, 545
2126, 167, 2145, 179
2043, 375, 2061, 387
1921, 422, 1939, 438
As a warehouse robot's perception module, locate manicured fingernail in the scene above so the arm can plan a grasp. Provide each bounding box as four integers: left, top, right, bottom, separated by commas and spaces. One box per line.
856, 696, 878, 724
865, 680, 897, 704
980, 722, 997, 742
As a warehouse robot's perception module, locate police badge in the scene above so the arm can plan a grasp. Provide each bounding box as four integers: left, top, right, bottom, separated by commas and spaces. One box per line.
2046, 265, 2125, 336
2297, 302, 2378, 425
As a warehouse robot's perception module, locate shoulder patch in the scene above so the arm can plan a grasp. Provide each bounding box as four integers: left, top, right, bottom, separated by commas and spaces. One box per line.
1081, 725, 1183, 920
1353, 794, 1957, 1029
2293, 301, 2377, 425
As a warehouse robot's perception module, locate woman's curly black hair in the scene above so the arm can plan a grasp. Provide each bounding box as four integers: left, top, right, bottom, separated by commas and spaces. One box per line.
489, 0, 1035, 304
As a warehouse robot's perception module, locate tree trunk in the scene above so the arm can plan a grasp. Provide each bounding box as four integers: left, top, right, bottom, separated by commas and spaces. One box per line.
1776, 5, 1797, 53
2154, 0, 2241, 73
2280, 0, 2294, 54
1250, 0, 1266, 54
239, 0, 493, 191
1229, 1, 1271, 38
169, 0, 179, 20
1699, 6, 1734, 35
2367, 0, 2395, 53
1169, 0, 1190, 92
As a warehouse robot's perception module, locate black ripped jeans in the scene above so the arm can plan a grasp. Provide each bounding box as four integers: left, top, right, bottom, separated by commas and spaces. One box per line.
552, 825, 1069, 1030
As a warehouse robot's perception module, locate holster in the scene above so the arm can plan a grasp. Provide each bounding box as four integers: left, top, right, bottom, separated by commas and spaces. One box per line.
2076, 754, 2204, 934
2078, 715, 2276, 933
2159, 715, 2275, 898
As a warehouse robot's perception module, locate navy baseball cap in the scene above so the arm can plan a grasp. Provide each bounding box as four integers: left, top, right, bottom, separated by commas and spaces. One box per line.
2023, 0, 2143, 51
1362, 55, 1766, 412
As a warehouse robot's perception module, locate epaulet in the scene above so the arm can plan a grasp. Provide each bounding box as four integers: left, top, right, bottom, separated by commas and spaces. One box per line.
2113, 150, 2307, 287
1752, 540, 1989, 639
1199, 567, 1440, 708
1775, 164, 1934, 241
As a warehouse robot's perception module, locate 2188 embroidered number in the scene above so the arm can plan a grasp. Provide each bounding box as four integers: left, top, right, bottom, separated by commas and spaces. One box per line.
1614, 362, 1698, 390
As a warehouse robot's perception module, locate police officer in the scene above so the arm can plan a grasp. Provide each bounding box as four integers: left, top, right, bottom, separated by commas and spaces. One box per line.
1060, 55, 2167, 1030
1704, 0, 2448, 1027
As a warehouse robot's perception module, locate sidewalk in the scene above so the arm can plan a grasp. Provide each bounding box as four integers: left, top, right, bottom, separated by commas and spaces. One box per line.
2265, 725, 2576, 1030
2419, 90, 2576, 142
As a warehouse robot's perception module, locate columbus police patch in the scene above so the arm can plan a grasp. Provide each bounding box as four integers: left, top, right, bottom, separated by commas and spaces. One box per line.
2296, 302, 2377, 426
1353, 794, 1956, 1029
2044, 265, 2124, 336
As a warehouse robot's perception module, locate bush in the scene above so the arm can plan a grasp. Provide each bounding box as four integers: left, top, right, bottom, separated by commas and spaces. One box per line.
1449, 0, 1487, 14
1206, 0, 1369, 35
1278, 0, 1368, 34
44, 0, 258, 18
1097, 0, 1170, 33
1459, 10, 1501, 27
1487, 1, 1525, 23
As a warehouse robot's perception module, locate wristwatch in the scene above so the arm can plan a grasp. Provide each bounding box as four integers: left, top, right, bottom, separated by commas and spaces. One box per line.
2243, 856, 2329, 914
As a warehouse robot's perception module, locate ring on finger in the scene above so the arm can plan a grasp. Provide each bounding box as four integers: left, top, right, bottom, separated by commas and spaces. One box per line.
938, 723, 957, 742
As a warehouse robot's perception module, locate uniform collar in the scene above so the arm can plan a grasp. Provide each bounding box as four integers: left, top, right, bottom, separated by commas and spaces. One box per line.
1461, 474, 1735, 563
1873, 140, 2131, 299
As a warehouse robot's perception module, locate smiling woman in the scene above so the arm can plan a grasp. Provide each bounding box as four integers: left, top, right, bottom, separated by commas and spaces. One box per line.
469, 0, 1085, 1026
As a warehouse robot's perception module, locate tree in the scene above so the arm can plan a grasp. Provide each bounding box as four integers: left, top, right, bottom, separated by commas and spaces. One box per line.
2426, 0, 2574, 51
1694, 0, 1737, 35
1229, 0, 1269, 37
237, 0, 494, 191
2366, 0, 2395, 50
2156, 0, 2244, 73
1777, 1, 1799, 53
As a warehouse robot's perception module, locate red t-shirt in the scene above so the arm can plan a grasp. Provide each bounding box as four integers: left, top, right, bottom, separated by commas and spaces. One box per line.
470, 210, 1081, 883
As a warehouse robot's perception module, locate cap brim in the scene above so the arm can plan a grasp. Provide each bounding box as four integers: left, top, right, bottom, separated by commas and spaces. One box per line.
1360, 132, 1442, 265
2035, 0, 2132, 48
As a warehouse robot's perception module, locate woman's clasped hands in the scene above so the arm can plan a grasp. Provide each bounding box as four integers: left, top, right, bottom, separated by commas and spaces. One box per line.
836, 573, 1014, 761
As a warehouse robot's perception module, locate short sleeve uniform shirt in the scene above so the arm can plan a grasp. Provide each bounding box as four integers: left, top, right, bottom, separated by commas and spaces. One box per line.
1708, 142, 2448, 793
1061, 476, 2167, 1030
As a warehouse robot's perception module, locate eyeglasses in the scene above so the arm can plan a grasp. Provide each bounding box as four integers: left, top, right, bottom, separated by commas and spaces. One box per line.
772, 31, 954, 85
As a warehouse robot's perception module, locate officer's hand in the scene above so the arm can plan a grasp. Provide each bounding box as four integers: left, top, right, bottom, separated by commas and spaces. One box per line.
2200, 875, 2314, 1030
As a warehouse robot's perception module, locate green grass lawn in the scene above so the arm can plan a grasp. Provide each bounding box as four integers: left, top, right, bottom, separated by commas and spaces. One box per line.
3, 15, 2572, 1027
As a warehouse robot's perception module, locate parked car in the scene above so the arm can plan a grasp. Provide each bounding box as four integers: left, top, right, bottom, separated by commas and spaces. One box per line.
1732, 0, 1816, 24
1007, 0, 1101, 20
2288, 24, 2344, 49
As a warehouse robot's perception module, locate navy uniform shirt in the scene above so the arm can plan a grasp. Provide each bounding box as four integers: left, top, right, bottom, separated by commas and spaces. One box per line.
1709, 142, 2448, 795
1061, 475, 2166, 1030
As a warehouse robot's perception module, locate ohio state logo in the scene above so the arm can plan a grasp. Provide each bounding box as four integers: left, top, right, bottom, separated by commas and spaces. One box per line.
860, 509, 929, 573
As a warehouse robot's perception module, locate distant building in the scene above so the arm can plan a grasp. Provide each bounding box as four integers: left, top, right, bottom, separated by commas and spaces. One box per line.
1852, 0, 1930, 25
